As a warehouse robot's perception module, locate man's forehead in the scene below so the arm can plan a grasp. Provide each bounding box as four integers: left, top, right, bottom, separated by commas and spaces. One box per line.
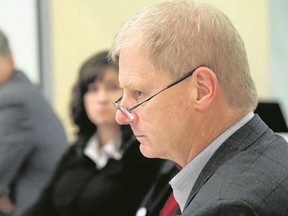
117, 69, 149, 89
119, 47, 150, 71
118, 65, 172, 92
118, 47, 173, 90
118, 48, 155, 87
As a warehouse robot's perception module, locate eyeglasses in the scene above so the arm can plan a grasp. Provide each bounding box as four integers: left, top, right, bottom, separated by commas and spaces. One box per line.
113, 66, 203, 121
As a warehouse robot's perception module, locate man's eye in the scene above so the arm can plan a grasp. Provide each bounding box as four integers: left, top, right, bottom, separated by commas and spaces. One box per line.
136, 91, 142, 98
133, 90, 144, 102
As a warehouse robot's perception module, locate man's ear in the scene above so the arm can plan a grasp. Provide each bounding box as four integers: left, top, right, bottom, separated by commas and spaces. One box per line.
7, 55, 14, 69
193, 67, 218, 111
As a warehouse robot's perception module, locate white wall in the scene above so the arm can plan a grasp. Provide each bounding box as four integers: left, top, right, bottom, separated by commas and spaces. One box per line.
0, 0, 40, 85
269, 0, 288, 123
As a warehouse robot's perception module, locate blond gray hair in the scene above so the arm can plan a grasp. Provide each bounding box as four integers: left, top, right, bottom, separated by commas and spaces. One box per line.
110, 0, 258, 110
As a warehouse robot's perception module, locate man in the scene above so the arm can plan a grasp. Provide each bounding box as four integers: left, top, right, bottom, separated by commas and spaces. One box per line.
0, 29, 68, 216
110, 1, 288, 215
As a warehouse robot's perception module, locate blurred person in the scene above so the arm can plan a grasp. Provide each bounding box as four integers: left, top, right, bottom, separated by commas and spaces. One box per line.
110, 1, 288, 215
0, 29, 68, 216
23, 50, 164, 216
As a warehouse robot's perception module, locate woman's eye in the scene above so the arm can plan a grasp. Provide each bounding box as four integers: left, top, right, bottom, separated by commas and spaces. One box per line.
87, 84, 97, 92
106, 83, 121, 91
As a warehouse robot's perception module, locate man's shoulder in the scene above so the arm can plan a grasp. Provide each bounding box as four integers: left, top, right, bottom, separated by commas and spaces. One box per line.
184, 147, 288, 215
0, 71, 47, 108
183, 118, 288, 215
0, 72, 32, 98
218, 126, 288, 184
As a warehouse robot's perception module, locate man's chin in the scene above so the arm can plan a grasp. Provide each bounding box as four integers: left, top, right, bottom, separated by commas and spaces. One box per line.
139, 143, 158, 158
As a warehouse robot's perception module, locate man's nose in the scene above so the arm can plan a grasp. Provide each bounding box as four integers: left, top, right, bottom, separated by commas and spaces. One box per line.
115, 109, 134, 125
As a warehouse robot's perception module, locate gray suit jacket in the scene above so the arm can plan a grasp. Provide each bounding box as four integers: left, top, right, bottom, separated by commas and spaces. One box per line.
181, 114, 288, 216
0, 71, 68, 216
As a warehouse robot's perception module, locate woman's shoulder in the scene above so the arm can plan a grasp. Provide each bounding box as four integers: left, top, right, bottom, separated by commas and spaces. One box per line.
56, 142, 84, 168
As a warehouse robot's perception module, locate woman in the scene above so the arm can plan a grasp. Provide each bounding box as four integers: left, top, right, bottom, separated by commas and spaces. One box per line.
23, 50, 164, 216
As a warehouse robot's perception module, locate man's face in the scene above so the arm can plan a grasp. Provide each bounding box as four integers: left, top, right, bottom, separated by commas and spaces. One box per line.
115, 48, 196, 162
0, 55, 13, 86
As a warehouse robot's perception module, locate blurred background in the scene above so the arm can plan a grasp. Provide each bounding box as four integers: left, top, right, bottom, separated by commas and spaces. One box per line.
0, 0, 287, 141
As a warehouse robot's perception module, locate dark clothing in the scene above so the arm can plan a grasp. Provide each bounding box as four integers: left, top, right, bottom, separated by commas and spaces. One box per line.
136, 161, 179, 216
23, 132, 164, 216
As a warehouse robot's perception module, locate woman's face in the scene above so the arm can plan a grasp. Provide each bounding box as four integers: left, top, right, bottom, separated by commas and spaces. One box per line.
84, 67, 122, 127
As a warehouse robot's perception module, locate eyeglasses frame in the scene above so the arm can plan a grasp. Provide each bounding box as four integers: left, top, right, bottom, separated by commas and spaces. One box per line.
113, 66, 203, 120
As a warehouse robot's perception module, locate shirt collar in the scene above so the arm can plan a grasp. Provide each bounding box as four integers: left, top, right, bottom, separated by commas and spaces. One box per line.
170, 112, 254, 212
83, 133, 123, 169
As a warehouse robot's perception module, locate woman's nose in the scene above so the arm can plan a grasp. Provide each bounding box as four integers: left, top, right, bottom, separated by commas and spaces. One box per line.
97, 89, 109, 102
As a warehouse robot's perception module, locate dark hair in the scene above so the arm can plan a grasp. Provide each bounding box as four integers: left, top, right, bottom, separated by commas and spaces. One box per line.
70, 50, 125, 146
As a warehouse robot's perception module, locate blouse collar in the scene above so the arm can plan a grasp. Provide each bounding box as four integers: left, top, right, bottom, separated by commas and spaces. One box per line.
84, 132, 123, 169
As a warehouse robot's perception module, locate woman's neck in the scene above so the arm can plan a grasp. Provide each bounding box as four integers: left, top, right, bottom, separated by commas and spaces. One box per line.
96, 124, 121, 147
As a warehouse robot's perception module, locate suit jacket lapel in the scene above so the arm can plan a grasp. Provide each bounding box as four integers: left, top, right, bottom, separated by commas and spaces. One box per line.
184, 114, 268, 209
